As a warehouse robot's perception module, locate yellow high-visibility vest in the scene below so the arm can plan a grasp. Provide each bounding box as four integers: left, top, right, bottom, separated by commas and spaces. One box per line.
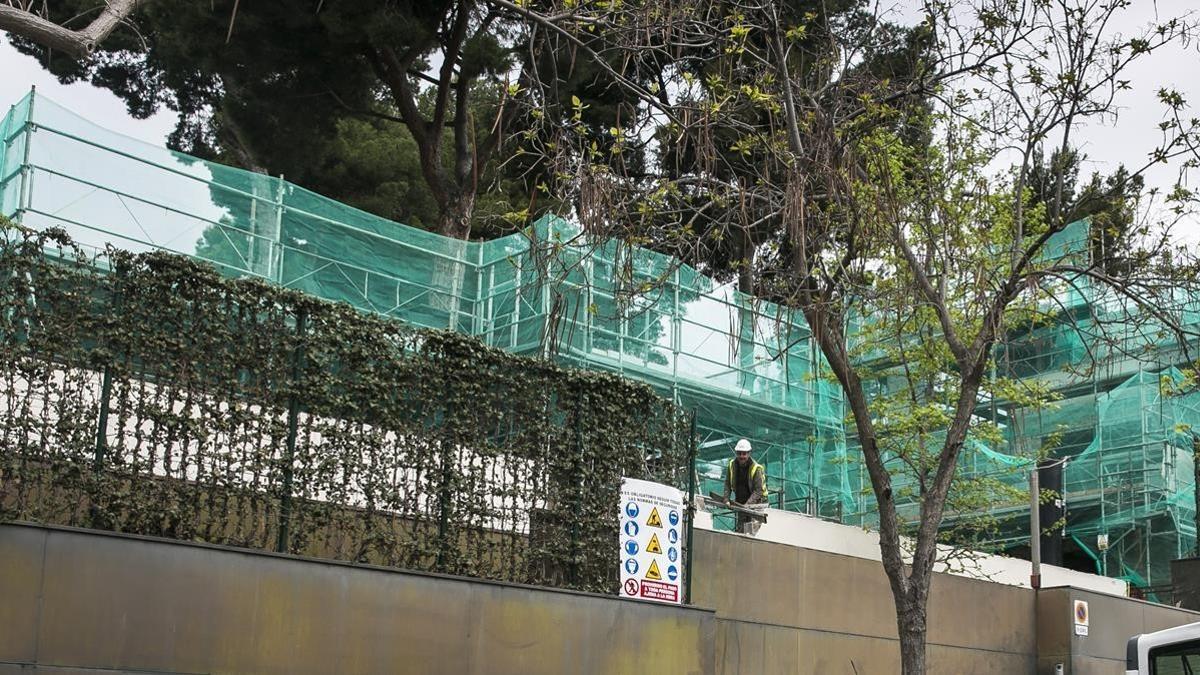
727, 459, 768, 499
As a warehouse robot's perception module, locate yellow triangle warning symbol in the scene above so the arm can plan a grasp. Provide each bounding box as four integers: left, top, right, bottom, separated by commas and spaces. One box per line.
646, 533, 663, 555
646, 507, 663, 528
645, 559, 662, 581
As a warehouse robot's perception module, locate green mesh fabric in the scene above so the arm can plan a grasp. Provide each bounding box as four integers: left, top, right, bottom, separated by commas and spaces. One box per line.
0, 90, 856, 526
4, 90, 1198, 587
973, 221, 1198, 586
0, 95, 31, 216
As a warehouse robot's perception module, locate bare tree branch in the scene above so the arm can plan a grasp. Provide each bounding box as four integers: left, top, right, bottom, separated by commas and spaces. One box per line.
0, 0, 147, 60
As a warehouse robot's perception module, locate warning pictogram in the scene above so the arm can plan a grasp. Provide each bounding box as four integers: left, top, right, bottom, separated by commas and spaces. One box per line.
646, 533, 663, 554
624, 578, 640, 596
646, 507, 663, 528
645, 559, 662, 581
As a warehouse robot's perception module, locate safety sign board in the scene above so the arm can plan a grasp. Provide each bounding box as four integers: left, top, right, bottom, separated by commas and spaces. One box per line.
1073, 600, 1089, 637
619, 477, 684, 605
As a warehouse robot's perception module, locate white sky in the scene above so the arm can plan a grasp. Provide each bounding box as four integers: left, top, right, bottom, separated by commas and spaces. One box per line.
2, 1, 1198, 240
1, 36, 175, 144
884, 0, 1200, 242
1017, 0, 1199, 235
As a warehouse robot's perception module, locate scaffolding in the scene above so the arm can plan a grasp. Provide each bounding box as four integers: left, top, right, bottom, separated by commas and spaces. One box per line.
3, 90, 1197, 587
0, 90, 851, 523
843, 222, 1200, 588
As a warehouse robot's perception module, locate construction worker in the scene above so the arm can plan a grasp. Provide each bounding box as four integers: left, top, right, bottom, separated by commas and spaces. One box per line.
723, 438, 767, 534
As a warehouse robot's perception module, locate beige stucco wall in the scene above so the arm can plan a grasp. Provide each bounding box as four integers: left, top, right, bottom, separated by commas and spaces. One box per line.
1037, 586, 1200, 674
690, 528, 1038, 674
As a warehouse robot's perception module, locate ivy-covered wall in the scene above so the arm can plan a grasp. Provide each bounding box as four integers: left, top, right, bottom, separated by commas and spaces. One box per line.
0, 223, 692, 594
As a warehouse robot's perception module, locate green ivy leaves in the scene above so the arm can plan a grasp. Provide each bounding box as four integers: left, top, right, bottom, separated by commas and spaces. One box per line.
0, 221, 692, 594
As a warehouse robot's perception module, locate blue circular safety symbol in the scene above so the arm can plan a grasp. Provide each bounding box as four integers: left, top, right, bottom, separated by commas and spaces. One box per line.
668, 510, 679, 526
625, 501, 639, 518
625, 540, 639, 556
624, 558, 639, 575
624, 521, 639, 537
668, 547, 678, 562
667, 528, 678, 544
667, 565, 679, 581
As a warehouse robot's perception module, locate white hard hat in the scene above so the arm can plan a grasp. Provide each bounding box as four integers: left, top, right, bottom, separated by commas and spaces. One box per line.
734, 439, 752, 454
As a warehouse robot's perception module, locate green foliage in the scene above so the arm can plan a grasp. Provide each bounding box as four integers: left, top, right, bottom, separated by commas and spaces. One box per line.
0, 221, 692, 593
1023, 149, 1146, 276
639, 0, 929, 290
308, 116, 441, 229
836, 117, 1068, 540
12, 1, 539, 237
12, 0, 655, 240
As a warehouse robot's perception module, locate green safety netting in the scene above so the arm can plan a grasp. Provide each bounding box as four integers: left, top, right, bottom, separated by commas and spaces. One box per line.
4, 90, 1199, 587
1064, 368, 1199, 584
0, 90, 855, 525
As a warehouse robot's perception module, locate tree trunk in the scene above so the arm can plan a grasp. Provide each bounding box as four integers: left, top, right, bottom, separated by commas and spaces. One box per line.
896, 590, 929, 675
214, 106, 277, 278
1194, 436, 1200, 556
431, 194, 475, 328
736, 228, 755, 390
437, 192, 476, 241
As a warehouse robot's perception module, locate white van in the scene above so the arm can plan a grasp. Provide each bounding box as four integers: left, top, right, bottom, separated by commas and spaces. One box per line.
1127, 621, 1200, 674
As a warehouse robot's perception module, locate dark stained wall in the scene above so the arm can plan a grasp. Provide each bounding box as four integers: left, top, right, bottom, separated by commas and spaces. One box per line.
0, 524, 714, 675
3, 523, 1199, 675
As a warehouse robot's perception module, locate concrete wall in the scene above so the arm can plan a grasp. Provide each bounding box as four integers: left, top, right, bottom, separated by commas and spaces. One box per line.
691, 529, 1200, 675
1037, 587, 1200, 674
3, 522, 1199, 675
0, 523, 715, 675
699, 506, 1128, 595
1171, 557, 1200, 610
690, 528, 1039, 674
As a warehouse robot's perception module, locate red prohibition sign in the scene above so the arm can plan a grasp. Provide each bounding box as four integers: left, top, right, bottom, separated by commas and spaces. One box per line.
624, 578, 640, 596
